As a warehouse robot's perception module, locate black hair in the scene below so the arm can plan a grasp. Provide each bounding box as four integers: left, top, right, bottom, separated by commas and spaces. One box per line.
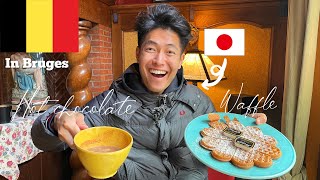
135, 4, 191, 53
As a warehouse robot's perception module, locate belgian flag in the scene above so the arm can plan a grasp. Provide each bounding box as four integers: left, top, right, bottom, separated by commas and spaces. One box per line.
0, 0, 78, 52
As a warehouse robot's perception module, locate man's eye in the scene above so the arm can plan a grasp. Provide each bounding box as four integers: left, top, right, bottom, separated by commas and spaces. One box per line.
167, 51, 176, 55
146, 48, 155, 52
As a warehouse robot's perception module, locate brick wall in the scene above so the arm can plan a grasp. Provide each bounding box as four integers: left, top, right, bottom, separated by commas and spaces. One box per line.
87, 24, 113, 97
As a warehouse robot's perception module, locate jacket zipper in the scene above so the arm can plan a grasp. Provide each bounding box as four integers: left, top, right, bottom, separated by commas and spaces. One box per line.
159, 94, 167, 106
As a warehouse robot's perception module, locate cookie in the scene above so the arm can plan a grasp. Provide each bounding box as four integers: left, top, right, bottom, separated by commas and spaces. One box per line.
223, 127, 242, 139
208, 121, 227, 131
224, 115, 231, 123
208, 113, 220, 121
234, 136, 255, 151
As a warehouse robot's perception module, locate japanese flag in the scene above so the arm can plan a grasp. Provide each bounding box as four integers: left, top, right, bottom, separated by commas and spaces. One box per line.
204, 29, 245, 56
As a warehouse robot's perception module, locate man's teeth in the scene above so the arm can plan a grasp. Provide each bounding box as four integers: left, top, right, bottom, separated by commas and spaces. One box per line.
150, 69, 166, 75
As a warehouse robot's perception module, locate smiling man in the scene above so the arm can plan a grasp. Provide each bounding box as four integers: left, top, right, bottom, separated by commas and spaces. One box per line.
137, 28, 185, 94
31, 4, 266, 180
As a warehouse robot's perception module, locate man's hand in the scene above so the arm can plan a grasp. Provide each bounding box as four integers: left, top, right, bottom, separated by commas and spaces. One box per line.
53, 111, 88, 149
248, 113, 267, 125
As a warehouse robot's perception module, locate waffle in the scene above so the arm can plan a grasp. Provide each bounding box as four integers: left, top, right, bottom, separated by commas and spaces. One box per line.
211, 140, 237, 162
242, 126, 264, 142
199, 115, 282, 169
243, 126, 263, 138
231, 148, 255, 169
200, 127, 231, 140
225, 118, 246, 132
256, 142, 282, 159
262, 135, 278, 146
200, 136, 236, 161
254, 151, 273, 168
200, 136, 219, 151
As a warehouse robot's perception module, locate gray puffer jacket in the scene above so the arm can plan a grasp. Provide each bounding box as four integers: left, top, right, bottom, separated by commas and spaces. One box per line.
31, 63, 215, 180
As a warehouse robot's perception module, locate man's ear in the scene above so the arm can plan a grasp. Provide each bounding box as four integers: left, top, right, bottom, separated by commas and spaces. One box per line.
136, 46, 140, 62
179, 53, 185, 69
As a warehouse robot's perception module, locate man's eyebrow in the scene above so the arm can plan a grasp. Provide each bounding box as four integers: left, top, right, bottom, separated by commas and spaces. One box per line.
143, 40, 179, 50
143, 40, 157, 46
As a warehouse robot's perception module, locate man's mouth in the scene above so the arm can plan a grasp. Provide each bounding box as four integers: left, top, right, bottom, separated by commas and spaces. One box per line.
150, 69, 167, 78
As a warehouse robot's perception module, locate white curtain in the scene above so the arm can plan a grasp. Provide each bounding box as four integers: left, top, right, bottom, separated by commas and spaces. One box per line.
280, 0, 320, 179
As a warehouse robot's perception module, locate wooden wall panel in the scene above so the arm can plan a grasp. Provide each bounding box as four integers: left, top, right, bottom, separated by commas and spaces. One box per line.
194, 2, 279, 28
110, 1, 287, 131
0, 52, 15, 104
80, 0, 111, 27
0, 53, 5, 104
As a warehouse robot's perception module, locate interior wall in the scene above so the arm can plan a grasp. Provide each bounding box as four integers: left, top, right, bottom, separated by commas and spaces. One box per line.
197, 24, 272, 113
123, 24, 272, 115
124, 31, 138, 69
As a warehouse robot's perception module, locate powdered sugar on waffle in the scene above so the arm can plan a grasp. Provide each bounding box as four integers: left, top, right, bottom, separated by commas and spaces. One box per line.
202, 137, 237, 161
232, 148, 256, 168
262, 135, 278, 146
201, 128, 232, 140
242, 126, 264, 144
199, 115, 282, 169
233, 148, 255, 162
226, 119, 246, 132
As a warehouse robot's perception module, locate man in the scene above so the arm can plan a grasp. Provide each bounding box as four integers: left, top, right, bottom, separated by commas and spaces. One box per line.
31, 4, 266, 180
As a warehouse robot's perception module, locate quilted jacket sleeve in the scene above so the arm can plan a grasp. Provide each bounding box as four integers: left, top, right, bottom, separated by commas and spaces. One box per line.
31, 90, 117, 152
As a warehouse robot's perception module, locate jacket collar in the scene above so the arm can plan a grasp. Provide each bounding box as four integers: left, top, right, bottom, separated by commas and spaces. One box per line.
112, 63, 199, 112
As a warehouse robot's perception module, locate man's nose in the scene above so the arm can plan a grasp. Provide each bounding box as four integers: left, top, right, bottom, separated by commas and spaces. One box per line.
153, 51, 166, 65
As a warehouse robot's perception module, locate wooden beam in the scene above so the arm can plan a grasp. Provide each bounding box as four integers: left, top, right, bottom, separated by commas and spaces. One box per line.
98, 0, 115, 6
80, 0, 111, 27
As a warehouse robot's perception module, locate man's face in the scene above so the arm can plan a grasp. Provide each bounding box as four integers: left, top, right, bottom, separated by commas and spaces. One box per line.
137, 28, 185, 94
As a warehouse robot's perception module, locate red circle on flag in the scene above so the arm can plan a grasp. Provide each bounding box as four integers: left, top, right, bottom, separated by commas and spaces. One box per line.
216, 34, 233, 50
